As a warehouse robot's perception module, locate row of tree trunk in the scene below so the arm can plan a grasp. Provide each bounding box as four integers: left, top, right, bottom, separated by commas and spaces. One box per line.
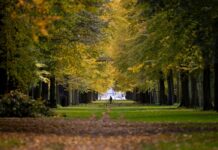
126, 67, 218, 111
178, 68, 216, 110
0, 68, 18, 95
125, 89, 158, 104
29, 78, 98, 107
0, 70, 98, 108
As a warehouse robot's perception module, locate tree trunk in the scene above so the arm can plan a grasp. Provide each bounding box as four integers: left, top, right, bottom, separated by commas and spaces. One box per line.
64, 88, 69, 106
41, 82, 48, 101
136, 89, 141, 103
132, 88, 137, 101
75, 90, 80, 104
0, 68, 7, 95
153, 89, 158, 104
49, 76, 56, 108
94, 91, 98, 101
180, 71, 190, 107
139, 92, 143, 103
126, 91, 133, 100
150, 90, 154, 104
7, 76, 18, 92
139, 91, 148, 104
159, 71, 165, 105
29, 86, 34, 99
214, 19, 218, 111
58, 84, 68, 107
56, 84, 60, 105
203, 65, 213, 110
190, 74, 199, 107
215, 63, 218, 111
167, 69, 174, 105
33, 84, 40, 100
72, 89, 80, 105
176, 73, 181, 103
92, 91, 96, 101
72, 90, 75, 105
68, 84, 72, 105
80, 92, 89, 103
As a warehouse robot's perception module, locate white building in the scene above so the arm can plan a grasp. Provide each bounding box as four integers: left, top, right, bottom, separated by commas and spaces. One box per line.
98, 88, 126, 100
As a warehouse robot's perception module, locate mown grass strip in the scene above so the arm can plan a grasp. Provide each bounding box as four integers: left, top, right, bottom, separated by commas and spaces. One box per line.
55, 101, 218, 122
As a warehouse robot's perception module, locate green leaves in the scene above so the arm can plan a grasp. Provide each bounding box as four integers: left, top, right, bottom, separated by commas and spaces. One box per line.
47, 0, 112, 92
107, 0, 218, 91
0, 0, 112, 94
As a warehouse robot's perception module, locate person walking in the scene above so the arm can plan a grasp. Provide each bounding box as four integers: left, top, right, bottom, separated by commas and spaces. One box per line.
109, 96, 113, 104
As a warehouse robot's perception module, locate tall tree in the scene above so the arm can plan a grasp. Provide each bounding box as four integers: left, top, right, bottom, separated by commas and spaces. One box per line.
0, 0, 39, 94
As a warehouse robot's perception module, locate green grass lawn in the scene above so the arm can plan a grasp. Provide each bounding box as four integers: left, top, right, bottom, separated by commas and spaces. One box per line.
55, 100, 218, 122
142, 132, 218, 150
0, 138, 24, 150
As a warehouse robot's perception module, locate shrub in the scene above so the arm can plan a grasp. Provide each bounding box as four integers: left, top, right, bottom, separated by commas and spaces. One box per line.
0, 90, 54, 117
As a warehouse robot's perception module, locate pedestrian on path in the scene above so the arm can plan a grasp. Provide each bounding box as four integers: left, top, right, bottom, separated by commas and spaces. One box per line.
109, 96, 113, 104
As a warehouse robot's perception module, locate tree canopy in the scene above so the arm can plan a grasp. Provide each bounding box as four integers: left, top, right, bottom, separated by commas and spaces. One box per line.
0, 0, 218, 110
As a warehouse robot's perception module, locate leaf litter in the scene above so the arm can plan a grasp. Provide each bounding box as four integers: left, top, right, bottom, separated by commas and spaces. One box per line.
0, 113, 217, 150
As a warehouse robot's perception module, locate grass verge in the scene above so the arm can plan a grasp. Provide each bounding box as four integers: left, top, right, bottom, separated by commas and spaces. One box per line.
55, 100, 218, 123
142, 132, 218, 150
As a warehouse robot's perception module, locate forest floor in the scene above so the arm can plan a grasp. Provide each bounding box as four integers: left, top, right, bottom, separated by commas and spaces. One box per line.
0, 117, 218, 150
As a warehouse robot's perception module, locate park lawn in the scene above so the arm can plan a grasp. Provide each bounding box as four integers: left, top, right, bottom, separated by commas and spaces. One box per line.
0, 138, 24, 150
55, 107, 105, 119
109, 107, 218, 122
55, 100, 218, 123
2, 100, 218, 150
142, 132, 218, 150
0, 132, 217, 150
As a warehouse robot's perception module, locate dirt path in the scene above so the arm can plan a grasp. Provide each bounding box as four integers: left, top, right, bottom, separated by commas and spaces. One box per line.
0, 117, 218, 150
